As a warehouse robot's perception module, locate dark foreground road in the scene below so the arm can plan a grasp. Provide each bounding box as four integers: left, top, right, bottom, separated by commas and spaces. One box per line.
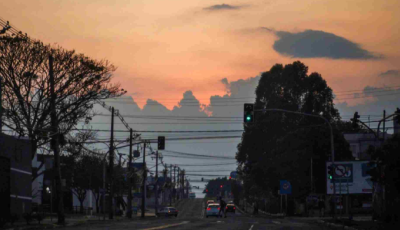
67, 199, 332, 230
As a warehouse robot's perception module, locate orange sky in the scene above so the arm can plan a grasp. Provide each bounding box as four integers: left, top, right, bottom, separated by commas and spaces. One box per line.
2, 0, 400, 109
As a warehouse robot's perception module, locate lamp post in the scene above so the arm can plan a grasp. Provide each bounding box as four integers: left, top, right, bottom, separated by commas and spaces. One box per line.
46, 187, 52, 222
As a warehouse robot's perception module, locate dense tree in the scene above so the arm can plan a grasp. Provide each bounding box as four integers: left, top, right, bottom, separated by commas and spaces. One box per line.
236, 61, 353, 200
368, 134, 400, 222
0, 33, 126, 166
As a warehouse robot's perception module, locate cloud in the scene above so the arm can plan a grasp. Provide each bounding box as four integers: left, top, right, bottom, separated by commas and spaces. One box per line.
379, 70, 400, 77
336, 86, 400, 130
203, 4, 243, 11
261, 29, 381, 60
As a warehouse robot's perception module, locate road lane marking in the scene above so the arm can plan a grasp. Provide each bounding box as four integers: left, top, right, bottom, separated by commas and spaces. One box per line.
140, 221, 189, 230
249, 224, 254, 230
272, 221, 281, 225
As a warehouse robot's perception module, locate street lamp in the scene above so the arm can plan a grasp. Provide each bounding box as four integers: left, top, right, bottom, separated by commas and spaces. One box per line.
46, 187, 52, 222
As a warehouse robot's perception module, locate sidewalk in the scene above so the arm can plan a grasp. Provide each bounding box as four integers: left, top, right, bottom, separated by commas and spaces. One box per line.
2, 211, 158, 230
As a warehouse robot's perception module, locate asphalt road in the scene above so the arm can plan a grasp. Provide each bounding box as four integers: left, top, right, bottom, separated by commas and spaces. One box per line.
67, 199, 333, 230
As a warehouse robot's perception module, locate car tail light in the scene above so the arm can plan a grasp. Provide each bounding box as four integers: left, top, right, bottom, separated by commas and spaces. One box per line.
207, 208, 211, 211
234, 207, 236, 210
217, 207, 220, 210
226, 207, 228, 209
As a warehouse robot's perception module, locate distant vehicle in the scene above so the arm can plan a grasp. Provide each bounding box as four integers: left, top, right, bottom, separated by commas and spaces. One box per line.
226, 204, 236, 213
157, 207, 178, 217
228, 201, 234, 204
206, 200, 214, 208
206, 203, 220, 218
189, 192, 196, 199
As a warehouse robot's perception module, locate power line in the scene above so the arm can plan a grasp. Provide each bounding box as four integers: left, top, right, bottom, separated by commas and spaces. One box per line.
162, 150, 235, 159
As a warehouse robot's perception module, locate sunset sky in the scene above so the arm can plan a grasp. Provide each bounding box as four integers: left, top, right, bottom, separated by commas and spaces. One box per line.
3, 0, 400, 197
2, 0, 400, 109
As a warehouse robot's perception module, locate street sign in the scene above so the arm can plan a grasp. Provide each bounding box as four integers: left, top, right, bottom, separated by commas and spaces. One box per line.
280, 180, 292, 195
327, 161, 373, 194
230, 171, 238, 179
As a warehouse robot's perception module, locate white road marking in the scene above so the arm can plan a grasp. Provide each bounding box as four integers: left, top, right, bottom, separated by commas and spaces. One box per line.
140, 221, 189, 230
249, 224, 254, 230
272, 221, 281, 225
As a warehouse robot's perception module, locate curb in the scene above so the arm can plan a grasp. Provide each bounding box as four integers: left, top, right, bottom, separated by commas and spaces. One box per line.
316, 219, 358, 230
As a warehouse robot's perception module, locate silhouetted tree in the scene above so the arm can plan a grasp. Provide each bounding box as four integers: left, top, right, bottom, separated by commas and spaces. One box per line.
0, 34, 126, 172
236, 61, 353, 200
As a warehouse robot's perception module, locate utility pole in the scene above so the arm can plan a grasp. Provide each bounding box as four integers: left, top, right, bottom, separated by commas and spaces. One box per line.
177, 167, 180, 200
155, 151, 159, 215
173, 166, 176, 202
169, 164, 172, 206
0, 76, 3, 132
127, 129, 133, 218
383, 110, 386, 140
49, 55, 65, 224
108, 107, 114, 220
102, 157, 106, 220
163, 165, 167, 205
141, 141, 146, 218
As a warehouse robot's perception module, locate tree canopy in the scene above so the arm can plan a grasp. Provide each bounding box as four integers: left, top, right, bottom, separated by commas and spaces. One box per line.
0, 33, 126, 159
236, 61, 353, 199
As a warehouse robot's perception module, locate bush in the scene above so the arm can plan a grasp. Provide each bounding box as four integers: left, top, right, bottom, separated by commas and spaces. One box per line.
9, 213, 19, 225
23, 212, 33, 225
34, 213, 45, 224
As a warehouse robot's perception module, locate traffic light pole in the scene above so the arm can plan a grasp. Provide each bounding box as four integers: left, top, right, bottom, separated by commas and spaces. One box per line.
108, 107, 114, 220
254, 108, 336, 218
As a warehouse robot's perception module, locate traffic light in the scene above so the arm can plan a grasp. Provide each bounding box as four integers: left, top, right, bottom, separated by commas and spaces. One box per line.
243, 103, 254, 123
395, 108, 400, 124
351, 112, 360, 128
229, 176, 232, 180
220, 185, 223, 188
158, 136, 165, 150
201, 177, 204, 182
327, 165, 334, 181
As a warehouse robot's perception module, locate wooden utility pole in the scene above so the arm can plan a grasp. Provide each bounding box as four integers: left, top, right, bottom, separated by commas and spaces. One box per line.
141, 141, 146, 218
127, 129, 133, 218
0, 76, 3, 132
169, 164, 172, 206
108, 107, 114, 220
49, 55, 65, 224
155, 151, 159, 215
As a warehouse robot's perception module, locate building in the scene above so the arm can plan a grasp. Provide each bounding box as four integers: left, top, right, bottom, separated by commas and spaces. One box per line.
344, 132, 391, 160
0, 133, 32, 216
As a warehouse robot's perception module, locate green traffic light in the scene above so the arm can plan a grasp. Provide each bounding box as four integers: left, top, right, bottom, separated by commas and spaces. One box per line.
329, 175, 332, 180
246, 116, 251, 121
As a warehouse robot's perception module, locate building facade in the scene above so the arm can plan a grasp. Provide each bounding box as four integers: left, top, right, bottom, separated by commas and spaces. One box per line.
0, 133, 32, 216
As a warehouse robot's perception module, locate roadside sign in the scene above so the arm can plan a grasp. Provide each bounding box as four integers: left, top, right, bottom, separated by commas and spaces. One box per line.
326, 161, 373, 194
280, 180, 292, 195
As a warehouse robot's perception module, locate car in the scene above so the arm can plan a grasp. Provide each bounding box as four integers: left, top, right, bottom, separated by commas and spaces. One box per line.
189, 192, 196, 199
157, 207, 178, 217
206, 200, 214, 207
206, 203, 221, 218
225, 204, 236, 213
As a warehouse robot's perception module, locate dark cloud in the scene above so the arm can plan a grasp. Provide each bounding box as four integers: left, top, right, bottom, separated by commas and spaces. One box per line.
263, 29, 381, 59
203, 4, 243, 11
379, 70, 400, 77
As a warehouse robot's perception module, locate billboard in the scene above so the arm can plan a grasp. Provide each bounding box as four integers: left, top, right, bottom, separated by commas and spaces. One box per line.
326, 161, 373, 194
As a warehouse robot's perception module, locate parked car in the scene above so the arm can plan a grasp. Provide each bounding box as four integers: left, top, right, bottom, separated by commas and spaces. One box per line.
226, 204, 236, 213
206, 203, 220, 218
157, 207, 178, 217
189, 192, 196, 199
